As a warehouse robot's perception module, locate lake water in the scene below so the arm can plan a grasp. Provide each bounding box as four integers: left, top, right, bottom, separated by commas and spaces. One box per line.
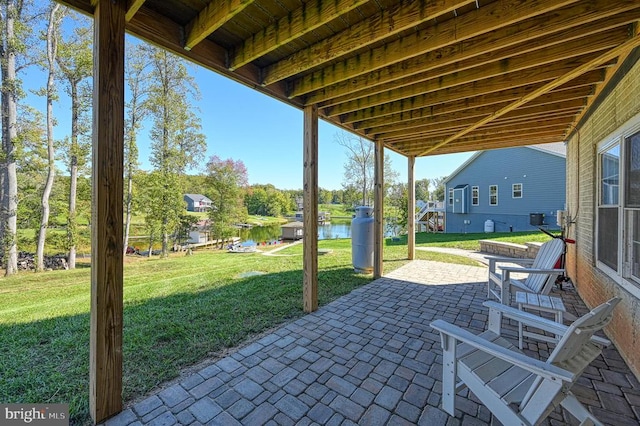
240, 219, 399, 244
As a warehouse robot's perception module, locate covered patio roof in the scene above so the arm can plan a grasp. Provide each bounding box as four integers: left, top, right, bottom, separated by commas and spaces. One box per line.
61, 0, 640, 156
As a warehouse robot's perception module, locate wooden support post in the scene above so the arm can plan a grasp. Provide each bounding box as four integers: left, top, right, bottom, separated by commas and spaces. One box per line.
90, 0, 125, 423
303, 105, 318, 313
373, 140, 384, 278
408, 156, 415, 260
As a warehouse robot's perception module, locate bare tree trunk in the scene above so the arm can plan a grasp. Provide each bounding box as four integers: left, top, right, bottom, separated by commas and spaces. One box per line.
123, 169, 133, 256
36, 4, 60, 272
1, 2, 20, 276
67, 80, 78, 269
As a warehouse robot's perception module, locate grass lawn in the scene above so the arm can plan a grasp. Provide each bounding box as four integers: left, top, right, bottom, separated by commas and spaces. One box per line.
0, 238, 477, 425
387, 230, 553, 250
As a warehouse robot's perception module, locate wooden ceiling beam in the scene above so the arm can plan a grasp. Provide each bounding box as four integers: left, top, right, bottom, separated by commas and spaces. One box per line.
328, 58, 606, 118
379, 120, 573, 143
263, 0, 578, 86
228, 0, 371, 71
183, 0, 255, 51
375, 108, 582, 140
400, 135, 566, 156
355, 86, 594, 130
125, 0, 145, 22
418, 34, 640, 156
340, 69, 604, 124
324, 44, 610, 115
568, 22, 640, 136
314, 27, 628, 108
367, 98, 585, 136
394, 128, 566, 151
384, 119, 573, 143
291, 0, 638, 99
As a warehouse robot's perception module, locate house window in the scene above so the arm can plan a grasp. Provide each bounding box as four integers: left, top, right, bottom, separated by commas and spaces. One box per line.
448, 188, 453, 206
597, 143, 620, 272
512, 183, 523, 198
597, 128, 640, 284
472, 186, 479, 205
489, 185, 498, 206
625, 132, 640, 281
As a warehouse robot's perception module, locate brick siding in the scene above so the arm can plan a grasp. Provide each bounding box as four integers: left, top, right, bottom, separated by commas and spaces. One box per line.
565, 55, 640, 379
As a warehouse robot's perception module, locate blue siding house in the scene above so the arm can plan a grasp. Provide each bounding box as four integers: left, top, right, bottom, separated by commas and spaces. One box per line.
443, 143, 566, 233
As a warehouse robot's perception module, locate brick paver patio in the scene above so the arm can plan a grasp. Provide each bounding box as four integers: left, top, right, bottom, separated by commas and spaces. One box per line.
104, 260, 640, 425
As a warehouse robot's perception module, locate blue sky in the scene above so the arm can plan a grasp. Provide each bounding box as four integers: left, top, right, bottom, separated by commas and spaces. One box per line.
23, 25, 474, 191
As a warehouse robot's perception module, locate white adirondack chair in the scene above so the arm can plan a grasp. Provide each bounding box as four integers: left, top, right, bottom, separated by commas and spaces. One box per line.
487, 238, 565, 305
430, 298, 620, 426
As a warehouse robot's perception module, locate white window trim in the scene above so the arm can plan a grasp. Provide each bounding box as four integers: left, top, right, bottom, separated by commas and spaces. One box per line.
512, 183, 523, 199
596, 113, 640, 299
489, 185, 498, 206
472, 186, 479, 206
448, 187, 453, 206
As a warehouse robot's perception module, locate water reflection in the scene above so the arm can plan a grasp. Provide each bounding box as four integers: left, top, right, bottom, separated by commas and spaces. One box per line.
239, 219, 399, 244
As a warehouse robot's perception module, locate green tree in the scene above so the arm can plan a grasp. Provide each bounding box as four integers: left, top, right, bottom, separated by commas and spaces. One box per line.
144, 45, 206, 257
122, 42, 149, 255
56, 12, 91, 268
431, 176, 446, 202
15, 106, 45, 229
1, 0, 39, 275
207, 156, 248, 247
336, 131, 398, 207
415, 178, 430, 202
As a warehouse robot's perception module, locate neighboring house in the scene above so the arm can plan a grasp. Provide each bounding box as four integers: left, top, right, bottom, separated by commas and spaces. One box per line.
184, 194, 213, 212
443, 143, 566, 233
566, 52, 640, 379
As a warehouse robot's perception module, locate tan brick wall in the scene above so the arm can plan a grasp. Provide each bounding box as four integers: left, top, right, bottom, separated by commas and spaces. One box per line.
565, 57, 640, 379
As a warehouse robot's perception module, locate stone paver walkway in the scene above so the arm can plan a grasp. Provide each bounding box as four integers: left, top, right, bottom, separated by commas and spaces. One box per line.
104, 260, 640, 426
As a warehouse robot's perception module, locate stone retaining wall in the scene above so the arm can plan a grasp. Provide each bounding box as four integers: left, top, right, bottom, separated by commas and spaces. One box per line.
479, 240, 543, 259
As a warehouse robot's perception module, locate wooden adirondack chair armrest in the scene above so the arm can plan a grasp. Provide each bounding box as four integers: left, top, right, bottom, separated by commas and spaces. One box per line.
483, 301, 612, 348
499, 266, 565, 275
430, 320, 574, 383
484, 256, 535, 264
487, 257, 534, 269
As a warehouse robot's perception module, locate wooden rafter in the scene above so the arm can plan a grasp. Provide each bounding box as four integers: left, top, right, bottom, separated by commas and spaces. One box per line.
367, 98, 586, 137
228, 0, 371, 71
418, 34, 640, 156
290, 0, 636, 98
260, 0, 475, 85
400, 134, 566, 156
184, 0, 255, 51
567, 22, 640, 136
356, 86, 594, 130
377, 110, 582, 141
299, 8, 640, 102
125, 0, 145, 22
339, 70, 604, 124
315, 28, 628, 109
325, 48, 611, 116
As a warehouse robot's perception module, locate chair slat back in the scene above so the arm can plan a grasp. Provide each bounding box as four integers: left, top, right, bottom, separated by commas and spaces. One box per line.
519, 298, 620, 413
524, 238, 564, 293
548, 297, 620, 367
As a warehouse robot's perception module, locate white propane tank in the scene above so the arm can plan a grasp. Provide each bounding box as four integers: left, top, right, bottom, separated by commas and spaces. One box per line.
484, 219, 495, 233
351, 206, 374, 273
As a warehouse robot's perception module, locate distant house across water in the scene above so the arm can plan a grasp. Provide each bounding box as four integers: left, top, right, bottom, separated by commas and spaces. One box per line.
184, 194, 213, 212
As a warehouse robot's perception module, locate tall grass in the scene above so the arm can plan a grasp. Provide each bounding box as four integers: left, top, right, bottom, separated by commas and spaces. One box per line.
1, 238, 477, 425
